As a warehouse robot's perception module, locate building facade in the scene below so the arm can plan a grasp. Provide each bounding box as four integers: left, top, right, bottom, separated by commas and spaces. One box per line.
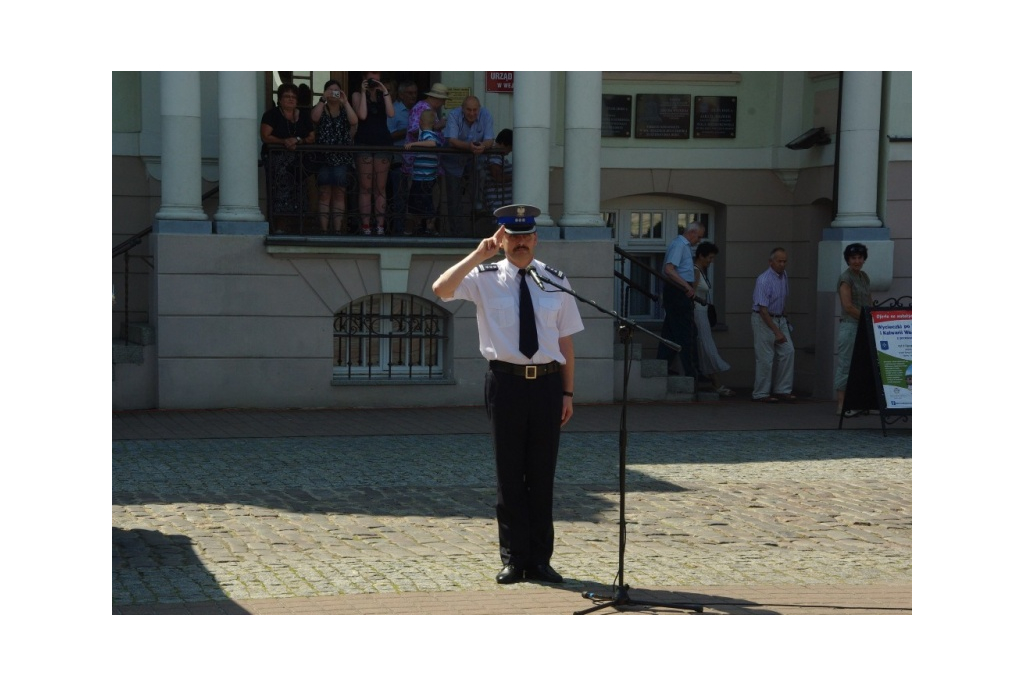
112, 71, 912, 410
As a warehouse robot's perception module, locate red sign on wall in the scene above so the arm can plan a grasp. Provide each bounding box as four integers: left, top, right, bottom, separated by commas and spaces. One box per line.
486, 72, 514, 93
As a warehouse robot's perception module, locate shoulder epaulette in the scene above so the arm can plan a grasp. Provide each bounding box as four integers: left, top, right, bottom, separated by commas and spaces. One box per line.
544, 265, 565, 279
477, 263, 500, 273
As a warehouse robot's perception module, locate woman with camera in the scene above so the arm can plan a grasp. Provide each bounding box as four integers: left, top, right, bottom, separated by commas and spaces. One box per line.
352, 72, 395, 235
311, 79, 358, 235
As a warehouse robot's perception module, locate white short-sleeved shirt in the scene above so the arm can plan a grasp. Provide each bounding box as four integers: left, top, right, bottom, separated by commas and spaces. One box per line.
444, 258, 585, 364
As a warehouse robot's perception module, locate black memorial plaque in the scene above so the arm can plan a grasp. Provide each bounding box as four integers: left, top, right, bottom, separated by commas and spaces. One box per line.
693, 96, 737, 139
602, 94, 632, 138
635, 93, 691, 139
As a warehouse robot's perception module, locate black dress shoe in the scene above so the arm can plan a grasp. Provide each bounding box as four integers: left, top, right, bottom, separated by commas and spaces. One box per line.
525, 563, 564, 583
496, 564, 524, 584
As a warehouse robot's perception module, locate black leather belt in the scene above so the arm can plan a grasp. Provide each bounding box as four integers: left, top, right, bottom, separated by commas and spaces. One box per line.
489, 360, 561, 379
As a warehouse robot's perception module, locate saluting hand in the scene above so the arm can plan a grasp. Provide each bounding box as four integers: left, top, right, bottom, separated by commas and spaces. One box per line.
478, 226, 505, 260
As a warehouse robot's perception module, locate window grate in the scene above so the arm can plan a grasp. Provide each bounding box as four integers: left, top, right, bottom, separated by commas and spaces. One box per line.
334, 294, 449, 380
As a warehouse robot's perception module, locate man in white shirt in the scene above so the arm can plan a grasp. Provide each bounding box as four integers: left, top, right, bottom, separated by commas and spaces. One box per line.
432, 204, 584, 584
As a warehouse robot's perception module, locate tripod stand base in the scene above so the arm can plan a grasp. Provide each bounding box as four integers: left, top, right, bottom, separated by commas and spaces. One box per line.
574, 584, 703, 615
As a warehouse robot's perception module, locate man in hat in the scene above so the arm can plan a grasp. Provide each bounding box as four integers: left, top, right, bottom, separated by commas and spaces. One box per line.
400, 84, 449, 234
432, 204, 585, 585
404, 83, 448, 159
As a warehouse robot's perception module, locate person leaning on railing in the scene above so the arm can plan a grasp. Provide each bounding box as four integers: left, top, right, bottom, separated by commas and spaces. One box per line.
260, 82, 315, 233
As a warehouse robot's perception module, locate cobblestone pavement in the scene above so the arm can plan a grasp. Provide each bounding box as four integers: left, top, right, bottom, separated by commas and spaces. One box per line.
113, 425, 911, 607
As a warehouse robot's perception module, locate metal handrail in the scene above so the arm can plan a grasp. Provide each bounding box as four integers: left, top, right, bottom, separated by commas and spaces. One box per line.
613, 245, 675, 318
113, 187, 219, 344
113, 226, 152, 259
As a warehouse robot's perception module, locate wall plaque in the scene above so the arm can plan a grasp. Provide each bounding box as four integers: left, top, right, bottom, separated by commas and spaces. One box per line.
693, 96, 737, 138
601, 94, 632, 138
635, 93, 691, 139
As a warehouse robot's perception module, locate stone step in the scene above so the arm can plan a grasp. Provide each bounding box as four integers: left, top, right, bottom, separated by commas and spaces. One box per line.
125, 323, 155, 346
112, 339, 145, 365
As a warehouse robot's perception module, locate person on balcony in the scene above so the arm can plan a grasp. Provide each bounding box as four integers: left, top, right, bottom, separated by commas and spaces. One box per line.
311, 80, 357, 235
442, 95, 494, 235
402, 83, 449, 226
260, 83, 316, 233
352, 72, 395, 236
403, 109, 443, 236
484, 128, 513, 214
387, 81, 419, 233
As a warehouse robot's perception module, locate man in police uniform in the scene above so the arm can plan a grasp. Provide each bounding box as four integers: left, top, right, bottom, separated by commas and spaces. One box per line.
432, 204, 585, 584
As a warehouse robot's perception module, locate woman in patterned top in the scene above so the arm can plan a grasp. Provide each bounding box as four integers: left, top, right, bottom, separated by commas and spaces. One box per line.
311, 79, 358, 235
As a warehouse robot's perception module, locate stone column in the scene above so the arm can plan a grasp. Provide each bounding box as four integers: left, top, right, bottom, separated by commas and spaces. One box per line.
154, 71, 210, 232
214, 71, 267, 234
559, 71, 605, 239
816, 71, 892, 400
831, 71, 883, 229
513, 71, 555, 238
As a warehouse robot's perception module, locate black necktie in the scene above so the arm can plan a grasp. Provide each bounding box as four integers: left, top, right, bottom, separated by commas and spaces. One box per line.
518, 269, 539, 358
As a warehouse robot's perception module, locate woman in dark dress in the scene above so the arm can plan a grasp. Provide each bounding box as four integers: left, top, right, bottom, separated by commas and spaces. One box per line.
260, 83, 315, 233
351, 71, 395, 235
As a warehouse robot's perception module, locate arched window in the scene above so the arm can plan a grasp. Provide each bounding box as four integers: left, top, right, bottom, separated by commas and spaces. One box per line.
333, 294, 449, 382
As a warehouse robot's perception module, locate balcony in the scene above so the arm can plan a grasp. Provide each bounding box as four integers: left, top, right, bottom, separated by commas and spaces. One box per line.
261, 144, 510, 243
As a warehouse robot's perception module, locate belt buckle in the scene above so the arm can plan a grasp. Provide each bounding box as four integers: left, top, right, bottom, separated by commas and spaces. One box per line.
524, 365, 538, 380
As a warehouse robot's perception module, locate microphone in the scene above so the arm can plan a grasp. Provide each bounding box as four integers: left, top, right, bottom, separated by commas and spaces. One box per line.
526, 265, 546, 291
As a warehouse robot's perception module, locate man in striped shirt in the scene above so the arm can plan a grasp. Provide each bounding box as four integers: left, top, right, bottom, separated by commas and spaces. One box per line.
750, 247, 796, 402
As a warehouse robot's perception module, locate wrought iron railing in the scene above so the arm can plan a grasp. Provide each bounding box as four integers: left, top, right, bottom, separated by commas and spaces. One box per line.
112, 187, 219, 344
333, 294, 449, 381
262, 144, 511, 238
614, 245, 668, 319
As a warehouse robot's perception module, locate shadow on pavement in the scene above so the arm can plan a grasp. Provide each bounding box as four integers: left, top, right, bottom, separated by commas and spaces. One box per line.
543, 581, 781, 615
112, 527, 248, 613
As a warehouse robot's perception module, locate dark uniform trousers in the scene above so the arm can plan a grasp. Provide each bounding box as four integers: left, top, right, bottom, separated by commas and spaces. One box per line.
657, 284, 699, 378
484, 367, 564, 567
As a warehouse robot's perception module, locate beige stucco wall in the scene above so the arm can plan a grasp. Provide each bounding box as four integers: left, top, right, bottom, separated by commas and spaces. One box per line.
147, 234, 614, 409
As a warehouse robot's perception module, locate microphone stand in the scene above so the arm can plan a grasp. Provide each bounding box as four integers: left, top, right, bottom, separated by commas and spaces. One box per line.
531, 268, 703, 615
